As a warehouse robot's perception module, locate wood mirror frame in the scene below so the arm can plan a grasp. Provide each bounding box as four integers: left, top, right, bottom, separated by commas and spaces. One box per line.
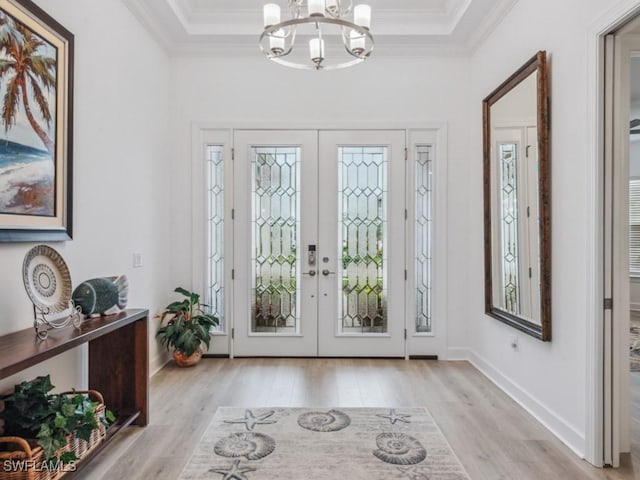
482, 50, 551, 341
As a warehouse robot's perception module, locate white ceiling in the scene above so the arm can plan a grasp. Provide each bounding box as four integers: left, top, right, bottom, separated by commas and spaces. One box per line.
123, 0, 519, 56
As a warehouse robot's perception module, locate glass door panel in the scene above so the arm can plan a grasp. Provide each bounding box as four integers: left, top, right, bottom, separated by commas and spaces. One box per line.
338, 146, 388, 334
207, 145, 225, 330
251, 147, 301, 334
318, 131, 406, 357
415, 144, 432, 333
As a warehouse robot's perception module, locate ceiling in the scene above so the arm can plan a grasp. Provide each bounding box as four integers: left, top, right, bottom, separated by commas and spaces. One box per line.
123, 0, 519, 56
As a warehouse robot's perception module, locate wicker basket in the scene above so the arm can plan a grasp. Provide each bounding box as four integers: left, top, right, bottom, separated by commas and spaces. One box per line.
0, 390, 107, 480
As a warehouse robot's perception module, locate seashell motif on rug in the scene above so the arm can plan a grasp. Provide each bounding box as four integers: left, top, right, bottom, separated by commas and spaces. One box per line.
297, 409, 351, 432
214, 432, 276, 461
373, 432, 427, 465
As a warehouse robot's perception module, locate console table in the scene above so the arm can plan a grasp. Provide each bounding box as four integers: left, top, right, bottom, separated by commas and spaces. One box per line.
0, 309, 149, 476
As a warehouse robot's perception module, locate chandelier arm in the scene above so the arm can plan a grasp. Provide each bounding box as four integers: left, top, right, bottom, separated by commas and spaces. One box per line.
260, 14, 373, 70
340, 24, 350, 51
270, 55, 366, 70
289, 22, 298, 50
263, 17, 371, 37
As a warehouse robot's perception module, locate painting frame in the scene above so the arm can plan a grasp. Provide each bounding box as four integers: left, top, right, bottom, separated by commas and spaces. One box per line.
0, 0, 73, 242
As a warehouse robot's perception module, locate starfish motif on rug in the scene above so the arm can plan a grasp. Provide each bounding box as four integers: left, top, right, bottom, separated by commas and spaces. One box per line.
209, 459, 256, 480
396, 465, 429, 480
376, 409, 411, 425
224, 409, 277, 431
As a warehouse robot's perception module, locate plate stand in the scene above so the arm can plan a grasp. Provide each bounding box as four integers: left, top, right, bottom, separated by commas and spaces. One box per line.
33, 300, 83, 340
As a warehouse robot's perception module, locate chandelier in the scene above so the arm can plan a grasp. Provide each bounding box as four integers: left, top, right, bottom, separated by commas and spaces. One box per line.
260, 1, 374, 70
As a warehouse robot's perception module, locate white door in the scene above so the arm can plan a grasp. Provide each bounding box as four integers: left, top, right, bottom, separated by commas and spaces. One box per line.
317, 130, 406, 356
604, 28, 640, 468
233, 130, 406, 357
233, 130, 319, 356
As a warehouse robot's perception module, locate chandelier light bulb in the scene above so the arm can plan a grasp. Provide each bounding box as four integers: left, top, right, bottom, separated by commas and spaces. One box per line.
263, 3, 281, 27
308, 0, 325, 17
350, 29, 365, 55
310, 38, 325, 65
354, 4, 371, 29
269, 29, 285, 54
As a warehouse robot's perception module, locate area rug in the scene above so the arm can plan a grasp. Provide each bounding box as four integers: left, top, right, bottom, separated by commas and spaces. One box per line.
179, 407, 470, 480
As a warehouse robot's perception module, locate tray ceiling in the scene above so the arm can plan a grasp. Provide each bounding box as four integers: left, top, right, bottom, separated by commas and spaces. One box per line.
124, 0, 518, 56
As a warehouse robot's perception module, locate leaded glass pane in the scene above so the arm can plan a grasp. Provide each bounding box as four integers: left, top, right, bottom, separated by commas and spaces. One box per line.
251, 147, 300, 333
338, 146, 387, 334
415, 145, 432, 333
207, 145, 224, 330
499, 143, 520, 315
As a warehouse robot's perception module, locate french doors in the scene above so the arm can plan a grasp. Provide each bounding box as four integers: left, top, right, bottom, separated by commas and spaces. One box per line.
233, 130, 406, 357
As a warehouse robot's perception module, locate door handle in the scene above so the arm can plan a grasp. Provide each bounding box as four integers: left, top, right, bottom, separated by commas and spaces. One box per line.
322, 269, 335, 276
306, 270, 317, 276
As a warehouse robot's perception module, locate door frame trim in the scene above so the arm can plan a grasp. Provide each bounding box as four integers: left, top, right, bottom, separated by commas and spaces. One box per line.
190, 121, 448, 359
586, 0, 640, 467
190, 128, 234, 357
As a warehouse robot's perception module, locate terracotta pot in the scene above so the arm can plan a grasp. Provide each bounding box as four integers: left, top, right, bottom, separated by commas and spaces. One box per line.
173, 348, 203, 367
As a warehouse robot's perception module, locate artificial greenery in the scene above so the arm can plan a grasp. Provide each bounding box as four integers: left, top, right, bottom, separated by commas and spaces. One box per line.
156, 287, 219, 356
0, 375, 115, 462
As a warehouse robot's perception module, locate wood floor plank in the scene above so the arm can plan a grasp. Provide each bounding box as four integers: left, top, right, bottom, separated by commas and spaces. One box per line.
76, 359, 640, 479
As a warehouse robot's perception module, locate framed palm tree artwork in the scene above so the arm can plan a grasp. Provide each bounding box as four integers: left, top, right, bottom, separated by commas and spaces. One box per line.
0, 0, 73, 241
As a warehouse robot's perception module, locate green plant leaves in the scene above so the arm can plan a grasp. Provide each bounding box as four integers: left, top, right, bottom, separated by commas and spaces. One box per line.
61, 403, 75, 417
174, 286, 191, 297
0, 375, 114, 462
156, 287, 219, 356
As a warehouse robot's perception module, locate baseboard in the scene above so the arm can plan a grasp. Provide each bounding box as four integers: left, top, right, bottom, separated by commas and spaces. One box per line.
451, 347, 585, 459
150, 352, 170, 377
445, 347, 471, 361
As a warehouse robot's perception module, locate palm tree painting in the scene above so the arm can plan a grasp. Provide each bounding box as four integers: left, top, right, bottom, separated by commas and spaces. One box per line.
0, 8, 56, 217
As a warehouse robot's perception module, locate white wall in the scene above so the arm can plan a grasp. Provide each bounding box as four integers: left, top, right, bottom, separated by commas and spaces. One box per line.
0, 0, 172, 395
169, 55, 472, 354
468, 0, 635, 458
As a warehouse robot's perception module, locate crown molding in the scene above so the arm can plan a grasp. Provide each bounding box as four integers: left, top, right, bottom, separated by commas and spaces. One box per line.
123, 0, 520, 58
464, 0, 519, 53
124, 0, 175, 51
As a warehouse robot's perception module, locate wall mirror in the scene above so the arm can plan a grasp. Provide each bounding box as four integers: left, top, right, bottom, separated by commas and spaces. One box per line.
483, 51, 551, 341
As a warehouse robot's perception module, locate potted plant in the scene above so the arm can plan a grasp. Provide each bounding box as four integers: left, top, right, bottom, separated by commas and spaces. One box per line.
156, 287, 219, 367
0, 375, 114, 463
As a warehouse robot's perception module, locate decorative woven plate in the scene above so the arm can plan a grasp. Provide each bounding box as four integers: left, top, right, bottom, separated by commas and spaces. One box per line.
22, 245, 72, 314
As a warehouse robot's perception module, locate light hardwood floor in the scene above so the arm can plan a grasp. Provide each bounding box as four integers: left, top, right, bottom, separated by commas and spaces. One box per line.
79, 359, 638, 479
